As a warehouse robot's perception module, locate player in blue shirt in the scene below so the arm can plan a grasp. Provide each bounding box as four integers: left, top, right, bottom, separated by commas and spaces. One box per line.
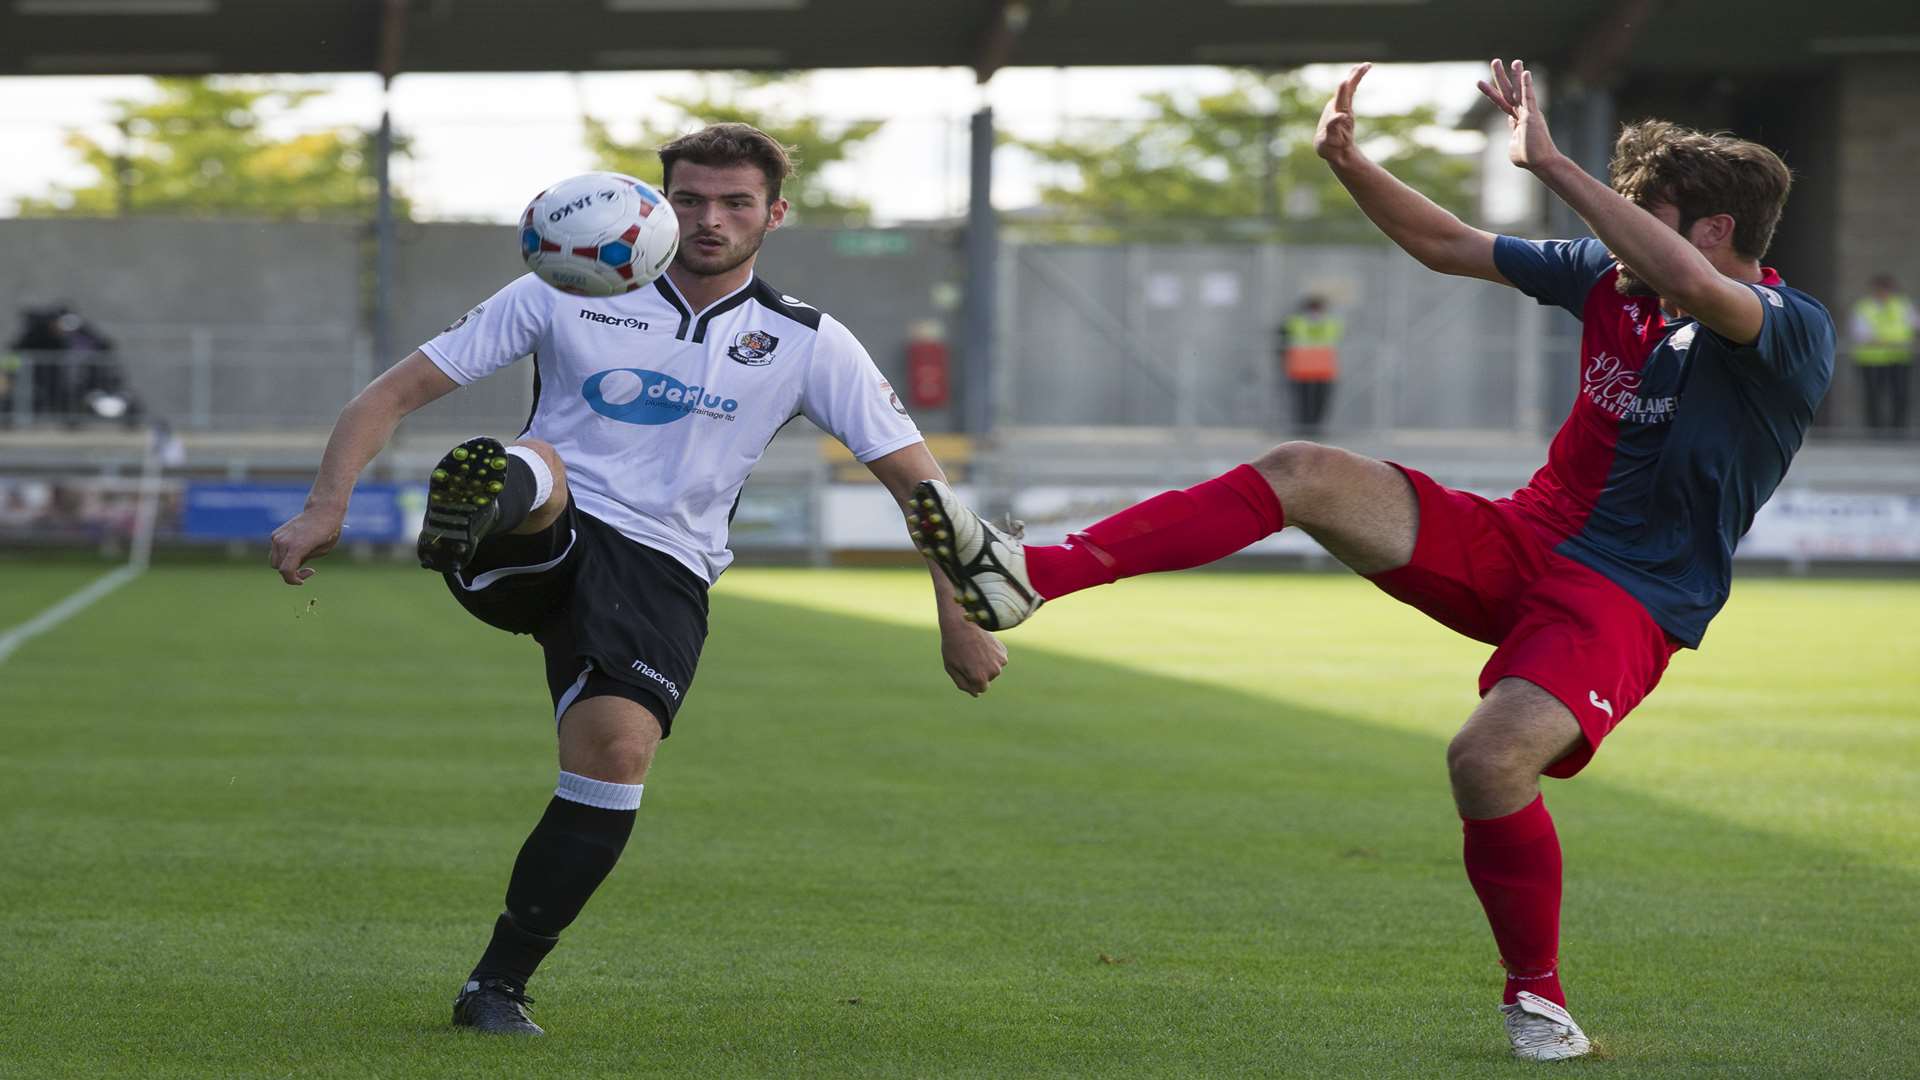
910, 60, 1833, 1060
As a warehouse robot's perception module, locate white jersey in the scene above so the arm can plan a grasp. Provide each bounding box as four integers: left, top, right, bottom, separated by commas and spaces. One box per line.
421, 272, 921, 582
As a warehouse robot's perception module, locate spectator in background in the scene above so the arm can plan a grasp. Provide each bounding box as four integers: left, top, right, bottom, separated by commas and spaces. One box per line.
1851, 273, 1916, 436
4, 304, 139, 426
8, 305, 78, 420
1278, 294, 1344, 433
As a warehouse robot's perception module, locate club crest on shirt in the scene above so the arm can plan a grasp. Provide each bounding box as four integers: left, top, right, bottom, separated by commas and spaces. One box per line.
880, 377, 908, 417
727, 329, 780, 366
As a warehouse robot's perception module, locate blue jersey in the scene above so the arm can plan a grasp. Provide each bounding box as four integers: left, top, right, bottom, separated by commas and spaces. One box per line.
1491, 235, 1834, 646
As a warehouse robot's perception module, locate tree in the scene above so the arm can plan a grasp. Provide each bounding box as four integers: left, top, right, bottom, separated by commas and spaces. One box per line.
15, 77, 406, 219
582, 73, 883, 226
1009, 70, 1474, 242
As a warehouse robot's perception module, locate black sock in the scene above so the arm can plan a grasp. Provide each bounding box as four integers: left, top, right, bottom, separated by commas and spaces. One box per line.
489, 453, 540, 535
470, 796, 636, 987
469, 912, 557, 989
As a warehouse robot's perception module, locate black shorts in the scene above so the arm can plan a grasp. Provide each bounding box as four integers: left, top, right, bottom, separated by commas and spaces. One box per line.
443, 499, 709, 735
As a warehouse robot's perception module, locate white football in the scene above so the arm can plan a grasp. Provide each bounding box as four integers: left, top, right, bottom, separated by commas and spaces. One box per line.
520, 172, 679, 296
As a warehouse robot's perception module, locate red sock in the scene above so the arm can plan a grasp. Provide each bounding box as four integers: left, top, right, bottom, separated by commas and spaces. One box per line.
1025, 464, 1285, 600
1462, 795, 1566, 1007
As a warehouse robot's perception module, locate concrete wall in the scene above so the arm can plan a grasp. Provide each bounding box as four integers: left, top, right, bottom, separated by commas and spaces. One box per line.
1833, 58, 1920, 325
1003, 242, 1545, 434
0, 217, 367, 427
389, 220, 536, 433
0, 217, 961, 433
0, 217, 362, 333
1819, 58, 1920, 434
11, 133, 1914, 438
0, 214, 1616, 438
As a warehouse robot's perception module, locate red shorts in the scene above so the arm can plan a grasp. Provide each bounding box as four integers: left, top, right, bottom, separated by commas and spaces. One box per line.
1367, 465, 1681, 778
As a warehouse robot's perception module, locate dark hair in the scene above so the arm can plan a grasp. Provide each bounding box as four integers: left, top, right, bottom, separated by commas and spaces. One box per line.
657, 122, 796, 203
1609, 120, 1793, 261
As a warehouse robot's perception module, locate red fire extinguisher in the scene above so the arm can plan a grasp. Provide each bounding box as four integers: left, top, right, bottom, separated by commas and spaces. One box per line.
906, 320, 950, 409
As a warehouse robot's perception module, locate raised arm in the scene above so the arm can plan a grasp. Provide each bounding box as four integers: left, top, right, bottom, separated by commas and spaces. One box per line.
1479, 59, 1765, 345
1316, 62, 1509, 285
269, 351, 460, 584
863, 441, 1008, 696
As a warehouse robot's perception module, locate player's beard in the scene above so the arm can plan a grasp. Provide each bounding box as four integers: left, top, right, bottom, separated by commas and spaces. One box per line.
1613, 261, 1660, 298
675, 222, 770, 278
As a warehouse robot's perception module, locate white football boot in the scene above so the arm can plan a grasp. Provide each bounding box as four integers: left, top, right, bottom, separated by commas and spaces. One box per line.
907, 479, 1043, 630
1500, 991, 1593, 1062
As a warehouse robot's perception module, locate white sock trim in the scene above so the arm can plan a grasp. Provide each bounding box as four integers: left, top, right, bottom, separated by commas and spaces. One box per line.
505, 445, 555, 510
555, 770, 643, 811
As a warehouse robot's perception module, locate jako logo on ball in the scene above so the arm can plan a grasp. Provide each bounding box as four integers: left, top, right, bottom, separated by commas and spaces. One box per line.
583, 368, 739, 426
521, 172, 679, 298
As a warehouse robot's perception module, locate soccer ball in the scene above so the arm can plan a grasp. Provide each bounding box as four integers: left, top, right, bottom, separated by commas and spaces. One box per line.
520, 172, 679, 296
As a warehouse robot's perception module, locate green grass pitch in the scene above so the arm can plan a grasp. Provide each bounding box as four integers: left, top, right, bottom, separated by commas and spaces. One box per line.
1, 561, 1915, 1078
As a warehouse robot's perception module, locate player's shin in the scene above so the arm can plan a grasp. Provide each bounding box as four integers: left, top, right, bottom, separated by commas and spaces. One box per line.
1025, 464, 1286, 599
470, 771, 641, 989
1461, 795, 1567, 1007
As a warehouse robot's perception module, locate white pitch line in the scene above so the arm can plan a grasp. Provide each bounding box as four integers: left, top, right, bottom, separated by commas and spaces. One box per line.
0, 564, 143, 665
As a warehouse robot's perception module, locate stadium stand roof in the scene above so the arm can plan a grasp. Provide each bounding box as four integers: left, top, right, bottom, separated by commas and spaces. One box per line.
3, 0, 1916, 80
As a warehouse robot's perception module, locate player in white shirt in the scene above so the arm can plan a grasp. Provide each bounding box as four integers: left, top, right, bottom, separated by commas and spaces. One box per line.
269, 124, 1007, 1035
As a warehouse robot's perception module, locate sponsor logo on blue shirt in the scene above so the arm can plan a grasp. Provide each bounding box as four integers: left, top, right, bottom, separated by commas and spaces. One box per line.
1583, 351, 1676, 424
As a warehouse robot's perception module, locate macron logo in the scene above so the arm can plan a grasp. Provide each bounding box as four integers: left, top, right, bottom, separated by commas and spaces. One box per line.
630, 658, 681, 700
578, 309, 650, 332
1588, 690, 1615, 718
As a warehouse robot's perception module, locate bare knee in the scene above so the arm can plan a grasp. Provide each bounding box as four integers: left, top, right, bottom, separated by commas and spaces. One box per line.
558, 695, 663, 784
1446, 729, 1537, 814
572, 729, 658, 784
1251, 441, 1341, 511
1447, 682, 1585, 818
1249, 441, 1394, 533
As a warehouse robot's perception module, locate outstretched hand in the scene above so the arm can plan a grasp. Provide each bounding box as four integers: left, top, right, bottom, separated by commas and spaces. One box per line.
1314, 62, 1373, 165
1477, 59, 1562, 173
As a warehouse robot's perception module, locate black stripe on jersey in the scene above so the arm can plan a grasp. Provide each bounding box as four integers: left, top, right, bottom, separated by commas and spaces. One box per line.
518, 350, 542, 437
748, 278, 824, 331
689, 285, 758, 344
653, 277, 692, 340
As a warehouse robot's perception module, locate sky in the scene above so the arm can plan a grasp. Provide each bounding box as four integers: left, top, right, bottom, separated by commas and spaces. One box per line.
0, 63, 1487, 224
